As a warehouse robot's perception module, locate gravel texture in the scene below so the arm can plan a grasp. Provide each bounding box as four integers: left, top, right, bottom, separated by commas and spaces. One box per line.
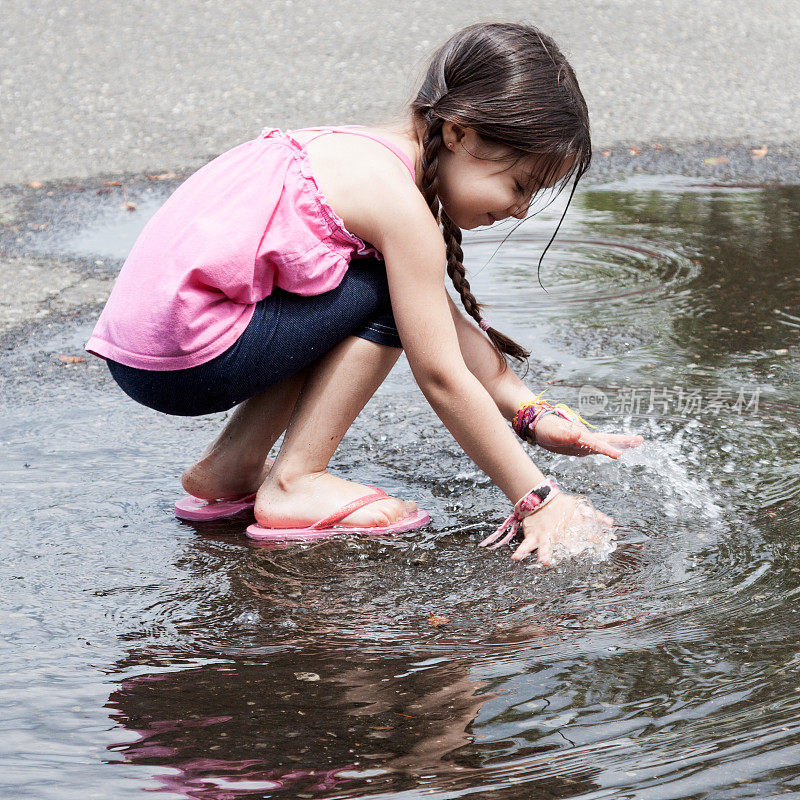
3, 0, 800, 185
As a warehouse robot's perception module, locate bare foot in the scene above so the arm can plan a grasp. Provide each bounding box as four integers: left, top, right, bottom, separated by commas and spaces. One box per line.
254, 470, 416, 529
181, 453, 273, 500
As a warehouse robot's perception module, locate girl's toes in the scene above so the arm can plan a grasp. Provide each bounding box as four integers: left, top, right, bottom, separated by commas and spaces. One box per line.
378, 499, 415, 525
372, 508, 394, 527
369, 499, 410, 527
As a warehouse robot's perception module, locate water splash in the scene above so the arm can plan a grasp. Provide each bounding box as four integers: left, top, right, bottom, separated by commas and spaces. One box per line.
615, 420, 725, 521
549, 496, 618, 565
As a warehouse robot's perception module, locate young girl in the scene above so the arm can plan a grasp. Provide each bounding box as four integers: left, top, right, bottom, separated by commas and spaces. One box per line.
86, 22, 643, 563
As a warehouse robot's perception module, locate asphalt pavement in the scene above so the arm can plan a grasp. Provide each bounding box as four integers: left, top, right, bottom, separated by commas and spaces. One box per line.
2, 0, 800, 184
1, 0, 799, 352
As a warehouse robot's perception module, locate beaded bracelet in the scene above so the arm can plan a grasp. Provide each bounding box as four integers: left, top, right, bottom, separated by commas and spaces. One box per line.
511, 391, 596, 444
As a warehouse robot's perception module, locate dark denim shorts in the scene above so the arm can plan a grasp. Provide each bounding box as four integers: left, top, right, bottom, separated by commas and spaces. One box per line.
106, 258, 401, 416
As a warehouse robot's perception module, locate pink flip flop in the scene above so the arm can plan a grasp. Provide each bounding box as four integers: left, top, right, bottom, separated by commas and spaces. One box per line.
175, 492, 257, 522
246, 488, 430, 541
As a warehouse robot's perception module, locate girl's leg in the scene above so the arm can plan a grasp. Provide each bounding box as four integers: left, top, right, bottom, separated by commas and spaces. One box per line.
170, 258, 406, 514
181, 334, 410, 526
255, 335, 415, 529
180, 367, 308, 500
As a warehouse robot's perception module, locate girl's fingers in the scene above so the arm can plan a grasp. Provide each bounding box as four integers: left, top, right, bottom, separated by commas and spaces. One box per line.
508, 510, 612, 564
536, 539, 553, 565
606, 434, 645, 448
580, 430, 645, 458
578, 433, 622, 459
589, 440, 622, 458
511, 534, 541, 562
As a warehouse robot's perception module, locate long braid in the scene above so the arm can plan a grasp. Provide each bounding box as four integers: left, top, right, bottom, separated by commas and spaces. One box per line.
418, 111, 530, 364
419, 111, 443, 216
410, 23, 592, 365
440, 211, 529, 361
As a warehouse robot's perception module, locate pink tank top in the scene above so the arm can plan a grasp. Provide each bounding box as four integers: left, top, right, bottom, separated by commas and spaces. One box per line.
85, 126, 416, 370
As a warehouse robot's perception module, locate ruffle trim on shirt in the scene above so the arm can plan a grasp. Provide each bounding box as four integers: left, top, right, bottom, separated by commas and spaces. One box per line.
260, 127, 383, 262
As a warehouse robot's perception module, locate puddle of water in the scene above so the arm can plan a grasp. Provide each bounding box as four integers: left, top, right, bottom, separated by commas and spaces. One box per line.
59, 195, 164, 260
2, 179, 800, 799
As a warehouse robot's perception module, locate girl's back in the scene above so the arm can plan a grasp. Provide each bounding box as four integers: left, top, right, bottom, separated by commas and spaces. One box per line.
86, 125, 417, 371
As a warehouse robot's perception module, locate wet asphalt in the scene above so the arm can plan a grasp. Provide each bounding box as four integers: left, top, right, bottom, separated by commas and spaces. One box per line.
1, 0, 799, 363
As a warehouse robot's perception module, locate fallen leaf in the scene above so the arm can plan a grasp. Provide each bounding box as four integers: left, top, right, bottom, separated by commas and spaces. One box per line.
103, 180, 122, 186
704, 156, 730, 166
428, 614, 450, 627
294, 671, 320, 682
147, 172, 180, 181
601, 150, 612, 157
28, 180, 44, 189
628, 147, 640, 155
653, 143, 664, 150
121, 201, 137, 211
59, 355, 86, 364
751, 146, 768, 161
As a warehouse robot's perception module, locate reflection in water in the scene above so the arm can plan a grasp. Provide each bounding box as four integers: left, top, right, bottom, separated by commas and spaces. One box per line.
2, 179, 800, 798
579, 183, 800, 355
107, 654, 493, 797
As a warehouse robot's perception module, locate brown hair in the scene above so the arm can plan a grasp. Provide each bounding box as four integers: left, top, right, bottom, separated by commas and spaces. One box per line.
410, 22, 592, 363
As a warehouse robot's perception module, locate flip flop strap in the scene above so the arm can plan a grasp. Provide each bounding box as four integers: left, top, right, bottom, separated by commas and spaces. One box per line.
308, 488, 390, 529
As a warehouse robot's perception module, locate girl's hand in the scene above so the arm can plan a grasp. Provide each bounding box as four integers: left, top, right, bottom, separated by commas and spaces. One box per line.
532, 413, 644, 459
512, 492, 614, 563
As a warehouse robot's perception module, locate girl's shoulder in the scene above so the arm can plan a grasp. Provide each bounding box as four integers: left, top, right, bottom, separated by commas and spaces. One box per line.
295, 126, 424, 243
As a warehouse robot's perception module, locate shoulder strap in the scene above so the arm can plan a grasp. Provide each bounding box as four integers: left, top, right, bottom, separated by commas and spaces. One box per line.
290, 126, 416, 182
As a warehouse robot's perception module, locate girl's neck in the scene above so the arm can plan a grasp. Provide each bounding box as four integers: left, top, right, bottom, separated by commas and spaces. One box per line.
372, 113, 427, 190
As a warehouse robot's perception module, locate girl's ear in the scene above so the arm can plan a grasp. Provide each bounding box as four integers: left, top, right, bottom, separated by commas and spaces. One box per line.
442, 121, 469, 150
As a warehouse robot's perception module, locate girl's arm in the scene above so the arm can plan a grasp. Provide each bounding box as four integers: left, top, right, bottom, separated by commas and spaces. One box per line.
345, 160, 619, 562
445, 295, 532, 419
447, 298, 644, 458
361, 183, 546, 504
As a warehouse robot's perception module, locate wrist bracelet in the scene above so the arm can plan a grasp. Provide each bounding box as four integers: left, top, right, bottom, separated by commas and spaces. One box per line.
511, 392, 596, 444
479, 477, 561, 550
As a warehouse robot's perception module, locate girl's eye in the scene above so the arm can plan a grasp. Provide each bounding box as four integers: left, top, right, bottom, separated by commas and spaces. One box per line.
515, 182, 525, 194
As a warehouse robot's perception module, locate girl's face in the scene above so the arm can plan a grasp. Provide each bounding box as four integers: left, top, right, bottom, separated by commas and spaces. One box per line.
435, 122, 570, 230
